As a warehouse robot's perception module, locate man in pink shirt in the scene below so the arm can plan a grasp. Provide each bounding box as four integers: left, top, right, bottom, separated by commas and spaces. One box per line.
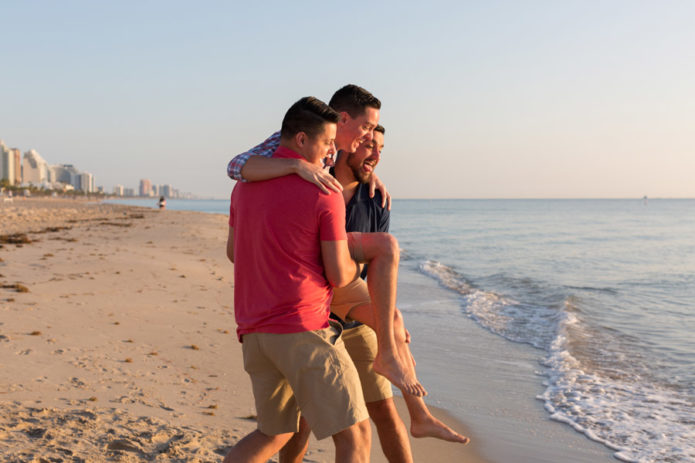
224, 97, 370, 462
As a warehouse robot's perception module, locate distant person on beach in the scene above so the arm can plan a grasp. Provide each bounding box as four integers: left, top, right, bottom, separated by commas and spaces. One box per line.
224, 97, 370, 462
228, 87, 468, 462
158, 196, 166, 210
228, 84, 424, 398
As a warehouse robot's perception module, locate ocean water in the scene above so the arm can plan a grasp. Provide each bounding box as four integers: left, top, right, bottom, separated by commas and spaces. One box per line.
107, 198, 695, 462
392, 199, 695, 463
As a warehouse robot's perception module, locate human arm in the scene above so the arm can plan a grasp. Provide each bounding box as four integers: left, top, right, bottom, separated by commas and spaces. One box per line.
242, 156, 342, 194
227, 188, 237, 263
377, 194, 391, 233
319, 193, 358, 287
227, 132, 281, 181
368, 173, 392, 210
320, 240, 360, 288
228, 131, 342, 194
226, 227, 234, 263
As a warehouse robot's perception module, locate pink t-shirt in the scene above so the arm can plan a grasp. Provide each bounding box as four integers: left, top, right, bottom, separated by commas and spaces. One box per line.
229, 146, 347, 341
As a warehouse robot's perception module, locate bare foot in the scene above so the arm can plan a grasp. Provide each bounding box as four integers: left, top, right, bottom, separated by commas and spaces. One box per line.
373, 351, 427, 397
411, 415, 470, 444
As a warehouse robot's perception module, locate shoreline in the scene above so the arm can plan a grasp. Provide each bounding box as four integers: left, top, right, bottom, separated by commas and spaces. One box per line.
1, 198, 487, 462
395, 258, 618, 463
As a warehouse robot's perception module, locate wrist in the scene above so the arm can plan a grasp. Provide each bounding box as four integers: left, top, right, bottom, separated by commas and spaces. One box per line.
290, 158, 303, 175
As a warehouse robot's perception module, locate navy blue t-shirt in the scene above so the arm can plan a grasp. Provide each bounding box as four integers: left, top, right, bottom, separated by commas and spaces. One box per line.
345, 182, 390, 235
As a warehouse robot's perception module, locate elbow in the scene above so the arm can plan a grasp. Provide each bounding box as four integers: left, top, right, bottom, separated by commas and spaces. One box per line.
327, 267, 357, 289
328, 276, 349, 289
328, 278, 351, 289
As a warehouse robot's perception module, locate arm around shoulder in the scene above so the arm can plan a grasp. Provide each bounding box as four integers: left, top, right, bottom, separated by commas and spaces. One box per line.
240, 155, 305, 182
243, 156, 342, 194
227, 131, 281, 181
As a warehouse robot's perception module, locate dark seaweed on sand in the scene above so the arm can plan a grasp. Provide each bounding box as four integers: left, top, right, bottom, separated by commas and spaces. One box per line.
1, 283, 30, 293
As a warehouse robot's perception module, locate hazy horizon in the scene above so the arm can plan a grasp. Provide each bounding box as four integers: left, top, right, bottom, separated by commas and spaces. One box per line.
2, 1, 693, 199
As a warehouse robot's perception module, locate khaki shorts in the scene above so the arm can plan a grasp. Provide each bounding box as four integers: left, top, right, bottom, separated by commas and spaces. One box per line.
241, 322, 368, 440
341, 324, 393, 403
331, 277, 370, 322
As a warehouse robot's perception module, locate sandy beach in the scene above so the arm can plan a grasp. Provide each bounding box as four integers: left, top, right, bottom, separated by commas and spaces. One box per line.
1, 198, 484, 462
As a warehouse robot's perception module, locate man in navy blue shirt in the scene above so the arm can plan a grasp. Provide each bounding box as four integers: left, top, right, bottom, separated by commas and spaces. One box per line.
281, 126, 469, 463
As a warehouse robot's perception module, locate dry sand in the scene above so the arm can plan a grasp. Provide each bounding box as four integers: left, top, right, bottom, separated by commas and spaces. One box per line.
1, 198, 483, 462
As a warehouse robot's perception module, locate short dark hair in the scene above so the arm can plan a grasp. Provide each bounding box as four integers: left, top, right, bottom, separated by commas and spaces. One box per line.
328, 84, 381, 118
281, 97, 339, 139
374, 124, 385, 135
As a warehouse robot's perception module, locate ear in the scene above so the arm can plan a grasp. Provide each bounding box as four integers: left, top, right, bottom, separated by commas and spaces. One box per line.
338, 111, 350, 126
295, 131, 307, 148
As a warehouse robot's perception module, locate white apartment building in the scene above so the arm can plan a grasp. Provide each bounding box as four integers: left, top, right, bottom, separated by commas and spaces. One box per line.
0, 140, 16, 185
77, 172, 95, 193
23, 149, 49, 186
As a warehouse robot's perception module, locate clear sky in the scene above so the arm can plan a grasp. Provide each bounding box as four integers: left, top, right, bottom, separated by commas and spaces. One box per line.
2, 0, 693, 198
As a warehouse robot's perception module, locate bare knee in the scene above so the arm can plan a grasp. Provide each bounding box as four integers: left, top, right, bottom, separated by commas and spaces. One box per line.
363, 232, 400, 263
223, 430, 293, 463
367, 398, 400, 425
333, 420, 371, 460
379, 233, 399, 261
279, 418, 311, 463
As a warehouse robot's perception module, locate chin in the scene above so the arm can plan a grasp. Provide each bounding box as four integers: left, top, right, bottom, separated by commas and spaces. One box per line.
358, 173, 372, 184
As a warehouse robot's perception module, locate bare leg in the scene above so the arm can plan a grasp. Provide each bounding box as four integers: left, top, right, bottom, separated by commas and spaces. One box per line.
223, 430, 293, 463
403, 393, 470, 444
391, 310, 468, 444
350, 232, 424, 396
333, 419, 372, 463
367, 398, 413, 463
349, 303, 426, 397
345, 307, 468, 445
279, 417, 311, 463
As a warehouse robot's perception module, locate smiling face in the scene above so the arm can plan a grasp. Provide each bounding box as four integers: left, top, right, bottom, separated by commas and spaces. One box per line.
345, 129, 384, 183
301, 122, 337, 166
335, 106, 380, 153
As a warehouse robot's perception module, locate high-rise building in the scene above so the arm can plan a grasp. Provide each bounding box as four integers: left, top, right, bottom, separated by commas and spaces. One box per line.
159, 184, 173, 198
23, 149, 49, 186
124, 187, 135, 197
139, 179, 152, 197
51, 164, 80, 187
77, 172, 95, 193
0, 140, 16, 185
10, 149, 21, 185
113, 185, 124, 196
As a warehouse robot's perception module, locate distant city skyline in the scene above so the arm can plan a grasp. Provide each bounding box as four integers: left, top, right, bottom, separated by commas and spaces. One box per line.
1, 137, 190, 197
1, 2, 693, 199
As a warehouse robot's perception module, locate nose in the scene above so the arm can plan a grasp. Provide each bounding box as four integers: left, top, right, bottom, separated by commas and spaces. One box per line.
324, 142, 337, 167
328, 141, 337, 156
363, 129, 374, 143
